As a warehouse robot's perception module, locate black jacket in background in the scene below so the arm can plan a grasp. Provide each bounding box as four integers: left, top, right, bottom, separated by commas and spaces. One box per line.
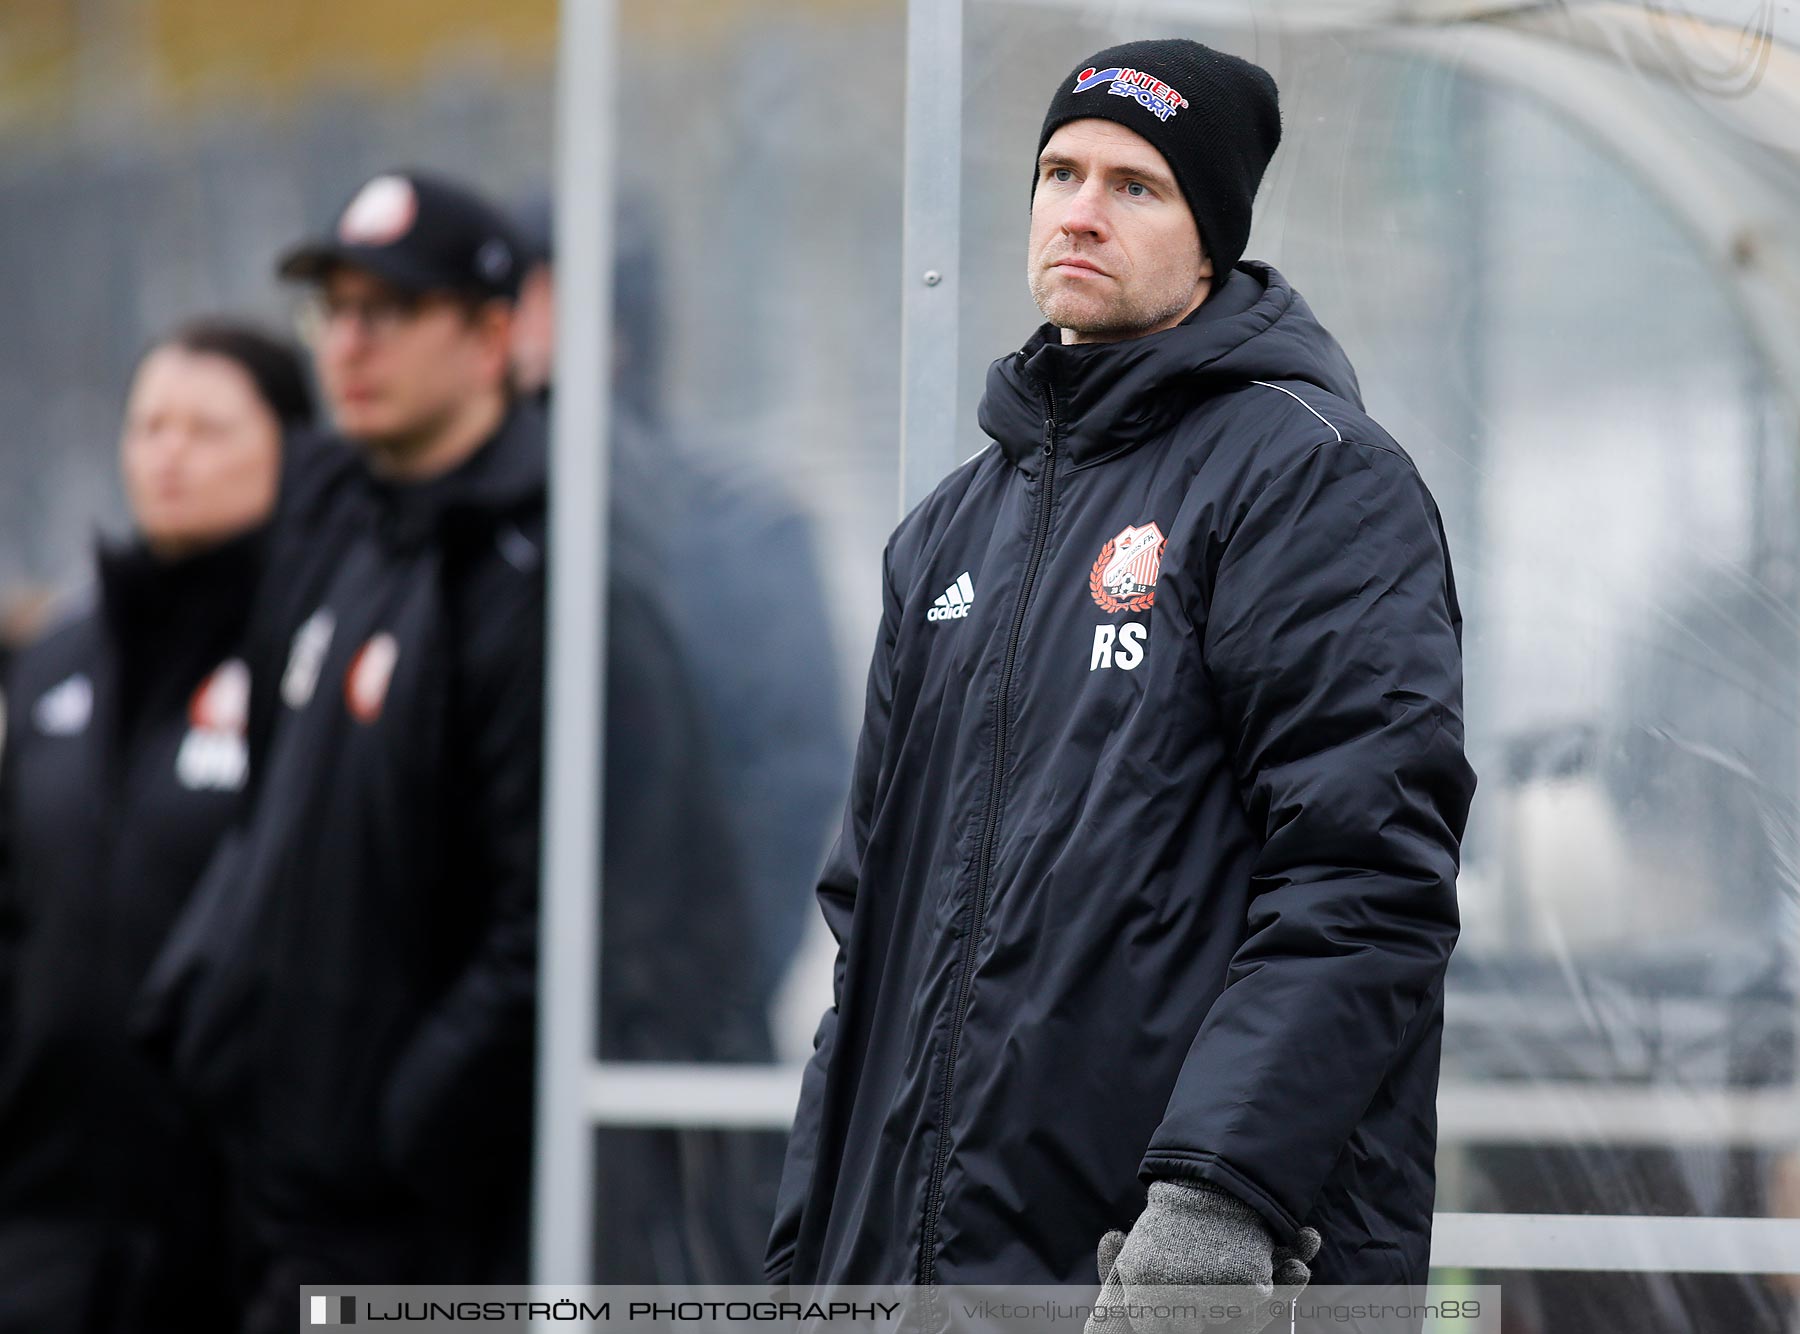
611, 410, 851, 1011
139, 401, 781, 1288
136, 406, 549, 1281
767, 263, 1477, 1292
0, 530, 266, 1333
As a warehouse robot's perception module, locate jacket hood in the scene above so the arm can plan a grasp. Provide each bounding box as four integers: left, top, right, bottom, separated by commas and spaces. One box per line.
977, 261, 1363, 469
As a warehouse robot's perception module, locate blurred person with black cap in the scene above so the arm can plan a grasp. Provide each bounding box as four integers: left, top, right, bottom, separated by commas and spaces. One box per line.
766, 38, 1474, 1330
0, 320, 312, 1332
136, 170, 770, 1309
132, 170, 550, 1316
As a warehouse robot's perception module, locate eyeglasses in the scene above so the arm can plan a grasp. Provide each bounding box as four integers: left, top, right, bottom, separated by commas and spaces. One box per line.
294, 289, 431, 345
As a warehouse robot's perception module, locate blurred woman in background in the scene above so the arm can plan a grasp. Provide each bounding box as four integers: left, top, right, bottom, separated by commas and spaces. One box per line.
0, 320, 312, 1332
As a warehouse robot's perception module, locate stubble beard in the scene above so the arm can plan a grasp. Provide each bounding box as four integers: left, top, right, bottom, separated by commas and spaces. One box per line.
1029, 265, 1197, 343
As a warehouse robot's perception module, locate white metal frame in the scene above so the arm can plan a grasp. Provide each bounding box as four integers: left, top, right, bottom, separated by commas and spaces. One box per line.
900, 0, 967, 510
1432, 1215, 1800, 1274
534, 0, 614, 1283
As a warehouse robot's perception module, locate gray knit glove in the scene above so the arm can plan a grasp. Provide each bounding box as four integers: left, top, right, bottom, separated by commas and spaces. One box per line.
1271, 1222, 1322, 1296
1082, 1181, 1321, 1334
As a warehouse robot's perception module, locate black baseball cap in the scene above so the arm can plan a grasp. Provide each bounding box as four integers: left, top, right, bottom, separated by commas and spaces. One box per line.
277, 169, 525, 301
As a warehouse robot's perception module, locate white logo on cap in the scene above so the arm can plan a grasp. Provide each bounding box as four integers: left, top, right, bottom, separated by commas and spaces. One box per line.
337, 175, 418, 246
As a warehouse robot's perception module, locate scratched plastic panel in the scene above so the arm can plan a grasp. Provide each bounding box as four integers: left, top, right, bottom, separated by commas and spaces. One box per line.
951, 4, 1800, 1326
583, 0, 904, 1285
592, 0, 894, 1067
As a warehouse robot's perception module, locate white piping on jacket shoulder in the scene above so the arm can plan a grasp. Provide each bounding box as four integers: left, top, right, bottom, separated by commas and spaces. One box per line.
962, 381, 1336, 483
1249, 380, 1344, 443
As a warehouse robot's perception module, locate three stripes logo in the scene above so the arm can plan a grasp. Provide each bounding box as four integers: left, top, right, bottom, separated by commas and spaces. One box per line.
927, 572, 975, 622
310, 1295, 356, 1325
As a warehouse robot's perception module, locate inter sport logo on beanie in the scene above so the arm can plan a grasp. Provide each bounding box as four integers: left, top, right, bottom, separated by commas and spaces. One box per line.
1072, 65, 1190, 122
1036, 37, 1281, 279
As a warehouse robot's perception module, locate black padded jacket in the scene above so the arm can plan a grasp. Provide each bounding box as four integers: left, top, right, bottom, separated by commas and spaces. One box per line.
767, 263, 1477, 1293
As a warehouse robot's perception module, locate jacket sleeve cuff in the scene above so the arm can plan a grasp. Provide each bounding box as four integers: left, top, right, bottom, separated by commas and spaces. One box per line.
1139, 1149, 1300, 1241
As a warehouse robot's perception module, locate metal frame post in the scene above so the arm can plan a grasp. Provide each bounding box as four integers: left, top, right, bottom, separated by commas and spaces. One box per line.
533, 0, 617, 1285
900, 0, 966, 513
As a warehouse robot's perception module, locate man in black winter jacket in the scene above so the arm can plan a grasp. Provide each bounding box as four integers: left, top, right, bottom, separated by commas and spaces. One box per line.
766, 38, 1477, 1324
138, 171, 776, 1307
134, 172, 550, 1317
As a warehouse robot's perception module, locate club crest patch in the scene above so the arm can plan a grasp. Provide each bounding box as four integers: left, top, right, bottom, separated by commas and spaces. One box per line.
177, 658, 250, 791
188, 658, 250, 733
345, 632, 399, 725
1089, 522, 1166, 613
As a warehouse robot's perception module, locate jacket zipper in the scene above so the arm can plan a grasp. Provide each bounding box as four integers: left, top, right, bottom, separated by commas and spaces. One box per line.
917, 382, 1061, 1291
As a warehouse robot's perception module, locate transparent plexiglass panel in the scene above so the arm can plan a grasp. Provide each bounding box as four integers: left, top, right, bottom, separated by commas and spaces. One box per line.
959, 2, 1800, 1247
585, 0, 904, 1282
594, 0, 900, 1062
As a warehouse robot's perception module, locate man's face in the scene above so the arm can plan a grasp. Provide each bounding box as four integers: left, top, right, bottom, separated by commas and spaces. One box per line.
1028, 119, 1214, 344
309, 267, 511, 452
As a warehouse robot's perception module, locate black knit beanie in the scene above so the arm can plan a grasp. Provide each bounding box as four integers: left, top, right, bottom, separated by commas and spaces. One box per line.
1034, 38, 1281, 279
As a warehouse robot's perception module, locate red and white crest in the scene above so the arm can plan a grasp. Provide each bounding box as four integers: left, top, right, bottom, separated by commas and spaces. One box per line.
337, 175, 417, 246
1089, 522, 1165, 613
344, 632, 399, 725
188, 658, 250, 734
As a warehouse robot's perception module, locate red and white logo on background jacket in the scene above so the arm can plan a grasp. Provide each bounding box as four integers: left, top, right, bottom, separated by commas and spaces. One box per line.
177, 658, 250, 791
344, 632, 400, 725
